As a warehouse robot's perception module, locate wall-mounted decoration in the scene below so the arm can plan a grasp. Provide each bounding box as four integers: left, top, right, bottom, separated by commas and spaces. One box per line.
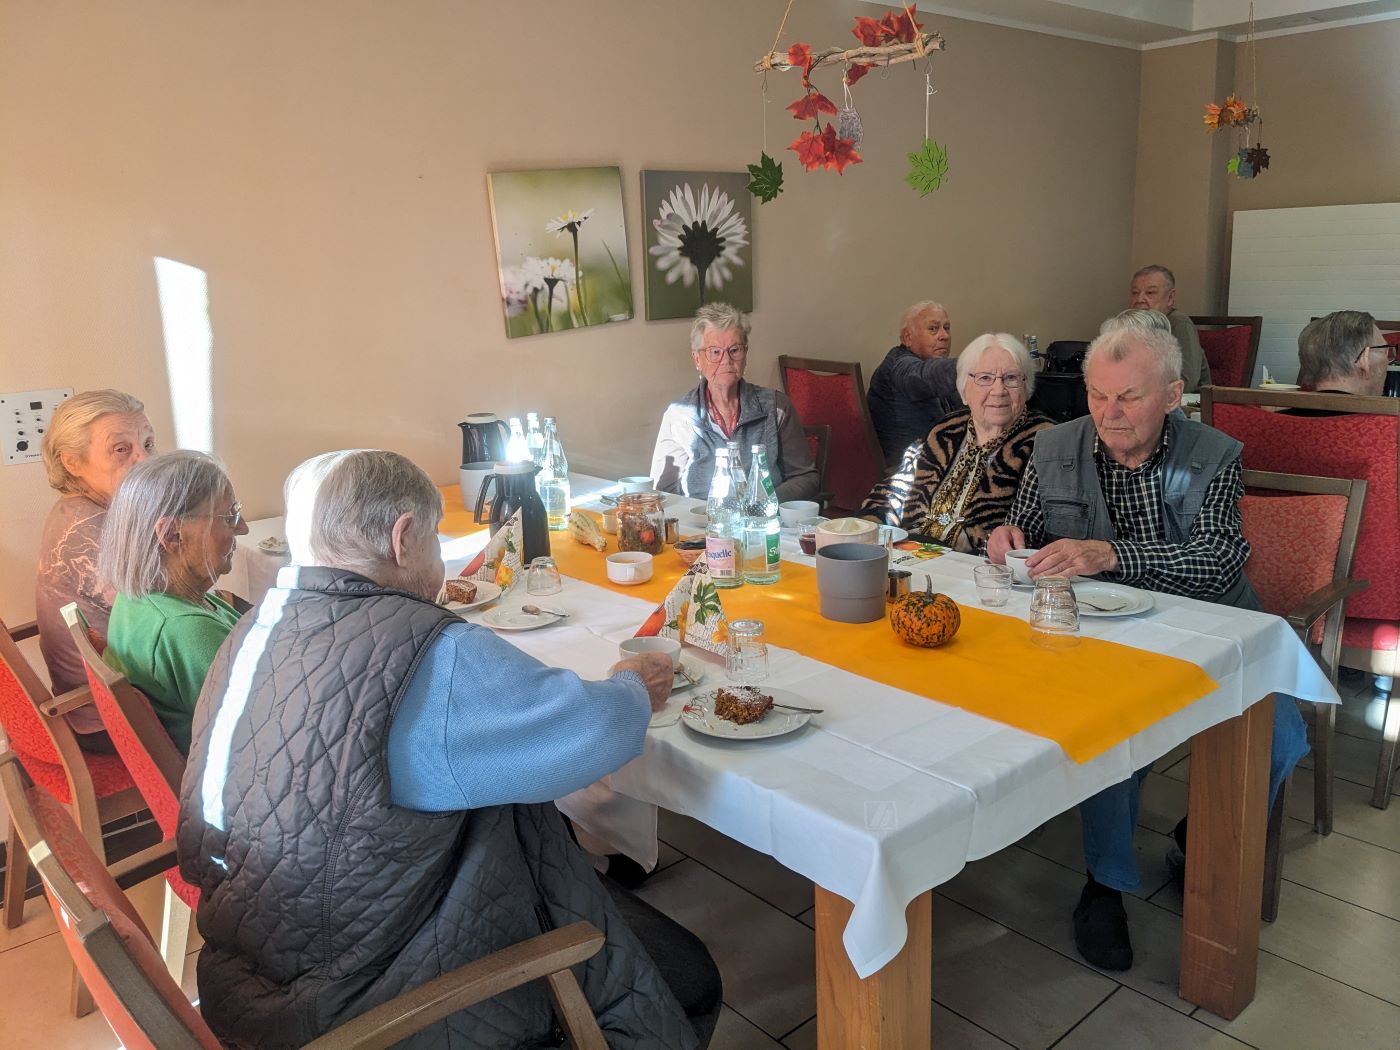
488, 166, 632, 338
641, 171, 753, 320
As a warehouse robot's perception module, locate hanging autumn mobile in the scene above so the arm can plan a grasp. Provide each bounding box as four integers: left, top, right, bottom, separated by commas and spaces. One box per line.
1202, 3, 1271, 179
748, 4, 948, 202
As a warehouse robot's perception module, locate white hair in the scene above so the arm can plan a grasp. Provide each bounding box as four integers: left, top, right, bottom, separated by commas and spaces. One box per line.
689, 303, 750, 352
284, 449, 443, 572
899, 300, 948, 343
1084, 326, 1183, 386
1100, 308, 1172, 336
41, 389, 146, 494
99, 450, 232, 598
955, 333, 1037, 397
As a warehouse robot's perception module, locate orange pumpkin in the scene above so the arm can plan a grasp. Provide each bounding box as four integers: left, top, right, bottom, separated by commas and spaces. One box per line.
889, 580, 961, 648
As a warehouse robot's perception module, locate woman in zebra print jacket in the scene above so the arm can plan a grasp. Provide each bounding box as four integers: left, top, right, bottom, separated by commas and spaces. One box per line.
859, 334, 1054, 554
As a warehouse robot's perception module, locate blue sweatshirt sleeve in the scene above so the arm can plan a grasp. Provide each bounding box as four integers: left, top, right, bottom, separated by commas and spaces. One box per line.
387, 621, 651, 812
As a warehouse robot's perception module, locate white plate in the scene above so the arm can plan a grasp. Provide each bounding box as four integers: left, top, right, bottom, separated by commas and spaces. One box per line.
1073, 581, 1155, 617
680, 687, 813, 739
882, 526, 909, 543
672, 658, 707, 693
444, 580, 503, 613
478, 604, 565, 631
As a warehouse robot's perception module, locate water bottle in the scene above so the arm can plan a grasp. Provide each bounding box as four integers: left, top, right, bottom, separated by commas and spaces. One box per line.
526, 413, 546, 466
742, 445, 781, 585
704, 448, 743, 588
505, 417, 530, 463
725, 441, 748, 505
539, 417, 571, 531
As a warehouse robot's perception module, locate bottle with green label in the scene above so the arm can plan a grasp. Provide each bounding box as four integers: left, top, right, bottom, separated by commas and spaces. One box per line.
742, 444, 781, 584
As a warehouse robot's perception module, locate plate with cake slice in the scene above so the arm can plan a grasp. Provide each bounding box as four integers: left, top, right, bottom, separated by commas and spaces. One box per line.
680, 686, 812, 740
443, 578, 502, 613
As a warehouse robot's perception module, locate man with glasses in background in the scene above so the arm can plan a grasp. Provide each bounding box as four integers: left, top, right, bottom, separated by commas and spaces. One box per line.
649, 302, 818, 500
1290, 310, 1395, 410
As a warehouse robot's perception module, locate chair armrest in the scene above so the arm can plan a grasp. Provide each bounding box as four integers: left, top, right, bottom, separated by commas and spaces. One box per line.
42, 686, 94, 718
109, 839, 178, 889
7, 621, 38, 643
302, 922, 606, 1050
1285, 577, 1369, 633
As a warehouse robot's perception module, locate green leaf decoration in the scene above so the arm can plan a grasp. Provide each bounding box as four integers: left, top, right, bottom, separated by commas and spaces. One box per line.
1226, 155, 1241, 175
904, 138, 950, 197
746, 152, 785, 203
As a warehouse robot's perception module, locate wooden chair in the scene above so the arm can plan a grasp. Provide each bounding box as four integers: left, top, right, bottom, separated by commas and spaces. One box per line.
802, 423, 833, 513
60, 602, 196, 977
0, 750, 610, 1049
1203, 388, 1400, 810
778, 356, 884, 513
1191, 315, 1263, 388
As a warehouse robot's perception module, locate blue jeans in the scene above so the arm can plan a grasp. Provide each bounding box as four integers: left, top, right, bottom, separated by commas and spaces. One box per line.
1080, 695, 1311, 892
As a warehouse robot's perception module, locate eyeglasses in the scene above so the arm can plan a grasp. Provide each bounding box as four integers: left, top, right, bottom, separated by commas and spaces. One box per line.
202, 501, 243, 528
699, 345, 746, 362
1356, 343, 1398, 365
968, 372, 1025, 389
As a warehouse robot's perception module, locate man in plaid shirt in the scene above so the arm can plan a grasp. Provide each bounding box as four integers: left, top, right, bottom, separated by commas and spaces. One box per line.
988, 324, 1309, 973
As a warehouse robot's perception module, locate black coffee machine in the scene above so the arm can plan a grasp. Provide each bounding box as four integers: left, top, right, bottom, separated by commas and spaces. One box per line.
459, 414, 510, 465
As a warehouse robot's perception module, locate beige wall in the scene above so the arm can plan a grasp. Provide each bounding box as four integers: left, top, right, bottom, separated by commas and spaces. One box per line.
0, 0, 1142, 625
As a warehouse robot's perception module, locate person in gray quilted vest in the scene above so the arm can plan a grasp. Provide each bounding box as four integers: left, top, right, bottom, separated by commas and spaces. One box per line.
987, 326, 1308, 977
177, 449, 719, 1048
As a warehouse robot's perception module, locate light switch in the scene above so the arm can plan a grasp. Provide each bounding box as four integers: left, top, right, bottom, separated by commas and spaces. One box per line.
1, 388, 73, 465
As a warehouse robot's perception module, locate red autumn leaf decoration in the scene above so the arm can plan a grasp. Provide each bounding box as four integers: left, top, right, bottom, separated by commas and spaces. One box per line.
845, 63, 871, 86
787, 91, 838, 120
787, 42, 812, 69
883, 8, 922, 43
788, 123, 863, 174
852, 15, 885, 46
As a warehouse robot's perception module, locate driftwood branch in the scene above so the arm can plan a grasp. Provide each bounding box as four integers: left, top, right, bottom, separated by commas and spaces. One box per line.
753, 33, 945, 75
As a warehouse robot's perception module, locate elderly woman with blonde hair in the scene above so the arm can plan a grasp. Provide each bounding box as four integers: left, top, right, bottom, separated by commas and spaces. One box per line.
99, 450, 248, 755
860, 334, 1054, 553
35, 389, 157, 751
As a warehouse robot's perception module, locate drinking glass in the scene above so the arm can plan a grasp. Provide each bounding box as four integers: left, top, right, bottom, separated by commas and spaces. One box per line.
526, 556, 563, 595
726, 619, 769, 683
1029, 576, 1080, 648
973, 563, 1013, 607
797, 517, 823, 557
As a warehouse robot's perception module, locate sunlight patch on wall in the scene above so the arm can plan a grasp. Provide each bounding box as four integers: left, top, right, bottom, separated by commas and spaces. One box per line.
154, 257, 214, 453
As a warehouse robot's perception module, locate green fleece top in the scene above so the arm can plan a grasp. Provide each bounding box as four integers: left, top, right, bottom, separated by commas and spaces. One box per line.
105, 590, 240, 755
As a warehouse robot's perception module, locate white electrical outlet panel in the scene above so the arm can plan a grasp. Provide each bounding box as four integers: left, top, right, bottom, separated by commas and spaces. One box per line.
1, 388, 73, 465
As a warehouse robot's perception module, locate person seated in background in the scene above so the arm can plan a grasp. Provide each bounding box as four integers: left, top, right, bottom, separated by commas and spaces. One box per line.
178, 449, 719, 1049
35, 388, 157, 753
859, 334, 1052, 553
99, 451, 248, 755
650, 302, 817, 501
867, 300, 961, 463
986, 325, 1308, 972
1128, 264, 1211, 393
1293, 310, 1392, 405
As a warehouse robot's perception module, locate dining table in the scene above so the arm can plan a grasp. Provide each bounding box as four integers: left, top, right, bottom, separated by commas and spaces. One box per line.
223, 473, 1338, 1049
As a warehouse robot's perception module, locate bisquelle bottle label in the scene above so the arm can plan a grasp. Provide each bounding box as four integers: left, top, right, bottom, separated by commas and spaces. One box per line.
705, 537, 738, 578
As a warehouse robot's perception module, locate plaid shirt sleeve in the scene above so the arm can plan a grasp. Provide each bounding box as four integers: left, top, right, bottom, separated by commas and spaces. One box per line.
1004, 457, 1047, 546
1107, 458, 1251, 600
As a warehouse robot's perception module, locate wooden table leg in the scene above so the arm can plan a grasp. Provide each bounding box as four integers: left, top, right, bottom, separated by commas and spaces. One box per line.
1180, 694, 1273, 1019
814, 885, 931, 1049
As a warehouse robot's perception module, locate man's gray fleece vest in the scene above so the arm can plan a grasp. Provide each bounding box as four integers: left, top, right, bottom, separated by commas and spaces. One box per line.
1031, 414, 1261, 611
177, 567, 696, 1049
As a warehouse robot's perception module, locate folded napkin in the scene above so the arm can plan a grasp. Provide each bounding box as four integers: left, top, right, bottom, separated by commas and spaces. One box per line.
460, 508, 525, 590
634, 559, 731, 656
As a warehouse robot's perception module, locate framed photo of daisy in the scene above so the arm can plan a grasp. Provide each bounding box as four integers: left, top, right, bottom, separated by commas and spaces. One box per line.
641, 170, 753, 321
487, 165, 633, 339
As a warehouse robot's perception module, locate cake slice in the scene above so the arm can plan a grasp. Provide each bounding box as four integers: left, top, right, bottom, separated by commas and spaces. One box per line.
713, 686, 774, 725
444, 578, 478, 605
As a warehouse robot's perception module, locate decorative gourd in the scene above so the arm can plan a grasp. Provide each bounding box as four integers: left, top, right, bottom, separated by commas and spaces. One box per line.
889, 580, 960, 648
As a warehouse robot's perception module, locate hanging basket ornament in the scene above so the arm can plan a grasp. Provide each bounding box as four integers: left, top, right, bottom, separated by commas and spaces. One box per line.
1202, 2, 1272, 180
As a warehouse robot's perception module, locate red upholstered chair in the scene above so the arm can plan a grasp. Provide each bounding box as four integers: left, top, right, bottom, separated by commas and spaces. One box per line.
802, 423, 833, 512
1191, 315, 1262, 388
1203, 388, 1400, 810
778, 356, 884, 513
59, 603, 197, 975
0, 750, 611, 1050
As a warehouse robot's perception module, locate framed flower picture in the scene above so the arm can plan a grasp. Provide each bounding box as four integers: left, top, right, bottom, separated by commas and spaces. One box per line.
641, 170, 754, 321
487, 166, 633, 339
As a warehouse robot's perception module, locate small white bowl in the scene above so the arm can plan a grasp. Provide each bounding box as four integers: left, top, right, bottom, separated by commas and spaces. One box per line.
606, 551, 654, 585
618, 476, 654, 493
779, 500, 820, 528
618, 636, 681, 668
1004, 548, 1039, 586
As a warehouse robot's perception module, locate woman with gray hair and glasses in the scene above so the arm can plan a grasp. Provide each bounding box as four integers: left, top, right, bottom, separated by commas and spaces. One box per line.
648, 301, 818, 500
36, 388, 157, 752
98, 450, 247, 755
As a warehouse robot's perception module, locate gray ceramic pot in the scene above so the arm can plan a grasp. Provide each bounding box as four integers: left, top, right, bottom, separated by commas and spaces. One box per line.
816, 542, 889, 623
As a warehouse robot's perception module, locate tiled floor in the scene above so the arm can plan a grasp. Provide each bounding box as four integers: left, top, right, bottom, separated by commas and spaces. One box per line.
4, 671, 1397, 1049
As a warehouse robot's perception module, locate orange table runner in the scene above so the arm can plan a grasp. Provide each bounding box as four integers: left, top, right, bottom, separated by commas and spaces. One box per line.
437, 489, 1216, 763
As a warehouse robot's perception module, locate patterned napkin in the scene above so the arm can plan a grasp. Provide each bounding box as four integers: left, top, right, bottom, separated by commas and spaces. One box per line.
460, 508, 525, 591
634, 559, 731, 656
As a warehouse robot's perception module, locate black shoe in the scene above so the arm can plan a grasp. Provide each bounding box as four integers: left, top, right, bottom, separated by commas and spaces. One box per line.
602, 853, 651, 890
1166, 816, 1188, 888
1073, 877, 1134, 971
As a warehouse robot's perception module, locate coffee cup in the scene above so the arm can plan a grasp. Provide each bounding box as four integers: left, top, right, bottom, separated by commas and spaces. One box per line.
779, 500, 820, 528
618, 476, 654, 494
1004, 548, 1039, 586
606, 551, 654, 585
815, 517, 879, 552
619, 636, 682, 668
458, 461, 496, 510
